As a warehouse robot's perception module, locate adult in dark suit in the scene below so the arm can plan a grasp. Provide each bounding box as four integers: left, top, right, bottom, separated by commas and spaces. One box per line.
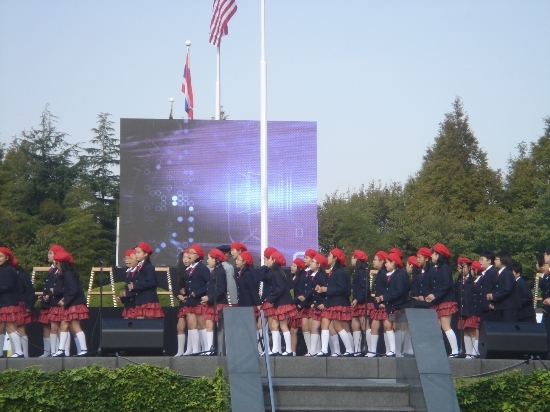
512, 262, 536, 323
540, 249, 550, 359
486, 251, 520, 322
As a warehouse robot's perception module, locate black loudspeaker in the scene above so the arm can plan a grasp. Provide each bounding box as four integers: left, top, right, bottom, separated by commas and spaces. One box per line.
101, 318, 164, 356
479, 321, 548, 359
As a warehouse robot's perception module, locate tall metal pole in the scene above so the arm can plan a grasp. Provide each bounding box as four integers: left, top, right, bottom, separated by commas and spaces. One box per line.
260, 0, 268, 256
216, 46, 221, 120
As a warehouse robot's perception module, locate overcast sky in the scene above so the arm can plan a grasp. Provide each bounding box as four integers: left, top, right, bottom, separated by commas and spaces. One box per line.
1, 0, 549, 200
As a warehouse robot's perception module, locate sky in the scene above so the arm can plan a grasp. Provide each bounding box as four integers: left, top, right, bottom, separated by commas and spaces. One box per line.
1, 0, 549, 201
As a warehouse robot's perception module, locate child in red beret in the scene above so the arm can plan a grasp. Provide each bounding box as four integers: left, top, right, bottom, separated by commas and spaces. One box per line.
350, 250, 371, 355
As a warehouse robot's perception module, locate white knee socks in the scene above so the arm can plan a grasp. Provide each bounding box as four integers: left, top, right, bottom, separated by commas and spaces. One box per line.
188, 329, 200, 354
271, 331, 281, 354
365, 329, 372, 353
303, 331, 311, 354
385, 330, 395, 354
321, 330, 330, 354
445, 329, 459, 355
339, 330, 353, 354
353, 331, 362, 353
9, 332, 23, 356
40, 337, 50, 357
175, 334, 186, 356
282, 331, 291, 354
76, 331, 87, 352
310, 334, 320, 355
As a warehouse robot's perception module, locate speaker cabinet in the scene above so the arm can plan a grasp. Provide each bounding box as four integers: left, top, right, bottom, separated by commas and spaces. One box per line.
479, 321, 547, 359
101, 318, 164, 356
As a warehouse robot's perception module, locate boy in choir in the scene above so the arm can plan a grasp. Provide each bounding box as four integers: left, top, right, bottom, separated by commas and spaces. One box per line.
512, 262, 536, 323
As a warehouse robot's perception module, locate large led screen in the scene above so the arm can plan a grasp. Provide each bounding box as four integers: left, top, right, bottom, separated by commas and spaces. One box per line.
119, 119, 318, 266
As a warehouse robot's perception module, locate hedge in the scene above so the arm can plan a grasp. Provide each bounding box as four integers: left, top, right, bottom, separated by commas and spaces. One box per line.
0, 364, 230, 412
456, 369, 550, 412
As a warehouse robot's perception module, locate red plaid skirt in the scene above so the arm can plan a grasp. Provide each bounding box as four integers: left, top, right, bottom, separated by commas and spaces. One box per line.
310, 308, 323, 321
322, 305, 352, 321
370, 307, 389, 321
122, 307, 138, 319
48, 306, 64, 322
289, 309, 304, 329
260, 301, 276, 317
351, 302, 369, 318
183, 304, 204, 316
458, 315, 480, 330
299, 307, 311, 318
135, 302, 164, 318
37, 308, 51, 324
62, 304, 90, 321
262, 302, 298, 321
17, 302, 35, 325
254, 306, 260, 318
0, 305, 22, 323
202, 303, 228, 321
177, 307, 187, 318
432, 301, 458, 318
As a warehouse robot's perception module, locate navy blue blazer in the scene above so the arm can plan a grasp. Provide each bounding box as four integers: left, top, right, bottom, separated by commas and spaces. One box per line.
325, 267, 351, 307
258, 265, 271, 302
478, 266, 498, 312
293, 273, 308, 304
41, 267, 57, 309
373, 267, 388, 309
184, 261, 210, 306
381, 269, 410, 309
133, 261, 160, 306
352, 268, 369, 304
459, 275, 480, 317
265, 268, 293, 307
491, 267, 520, 310
430, 263, 455, 305
17, 269, 36, 310
0, 263, 20, 307
515, 277, 536, 320
311, 270, 328, 310
299, 272, 315, 308
59, 270, 86, 309
411, 267, 432, 308
236, 267, 261, 307
121, 267, 137, 309
205, 265, 228, 305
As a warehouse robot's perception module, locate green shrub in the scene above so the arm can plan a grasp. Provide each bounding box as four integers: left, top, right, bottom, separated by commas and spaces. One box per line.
0, 364, 229, 412
456, 369, 550, 412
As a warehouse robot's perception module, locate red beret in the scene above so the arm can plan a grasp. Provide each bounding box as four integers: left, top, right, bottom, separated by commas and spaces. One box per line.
390, 248, 403, 259
54, 250, 73, 263
457, 257, 472, 265
375, 250, 388, 261
125, 249, 135, 257
352, 250, 368, 261
263, 246, 277, 258
313, 253, 328, 267
49, 244, 65, 254
417, 247, 432, 258
271, 251, 286, 266
407, 256, 421, 268
387, 252, 403, 269
293, 258, 306, 270
471, 261, 482, 272
433, 243, 451, 259
136, 242, 153, 255
230, 242, 247, 252
0, 247, 14, 262
189, 244, 204, 259
208, 248, 226, 262
330, 248, 347, 267
183, 248, 190, 254
240, 251, 253, 265
304, 249, 317, 259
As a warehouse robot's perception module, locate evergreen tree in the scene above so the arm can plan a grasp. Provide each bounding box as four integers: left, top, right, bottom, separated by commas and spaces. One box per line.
504, 142, 543, 210
405, 98, 503, 218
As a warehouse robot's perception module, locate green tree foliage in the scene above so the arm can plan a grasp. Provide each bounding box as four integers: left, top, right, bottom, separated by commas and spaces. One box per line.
318, 99, 550, 283
0, 107, 117, 285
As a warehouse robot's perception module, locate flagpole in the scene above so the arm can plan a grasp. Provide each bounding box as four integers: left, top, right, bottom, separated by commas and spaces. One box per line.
186, 40, 192, 119
260, 0, 268, 258
216, 46, 221, 120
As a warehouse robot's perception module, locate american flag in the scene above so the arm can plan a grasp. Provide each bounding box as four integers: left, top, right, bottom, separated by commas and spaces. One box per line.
209, 0, 237, 47
181, 50, 193, 119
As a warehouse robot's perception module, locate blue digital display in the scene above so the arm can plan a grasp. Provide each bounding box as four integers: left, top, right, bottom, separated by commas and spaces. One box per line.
119, 119, 318, 266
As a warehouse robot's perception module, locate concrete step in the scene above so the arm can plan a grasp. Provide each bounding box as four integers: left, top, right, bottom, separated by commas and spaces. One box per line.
265, 408, 414, 412
262, 378, 412, 411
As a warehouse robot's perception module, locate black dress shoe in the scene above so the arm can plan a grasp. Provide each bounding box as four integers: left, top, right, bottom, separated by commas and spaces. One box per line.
76, 351, 88, 357
315, 352, 329, 357
384, 351, 396, 357
52, 350, 65, 357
